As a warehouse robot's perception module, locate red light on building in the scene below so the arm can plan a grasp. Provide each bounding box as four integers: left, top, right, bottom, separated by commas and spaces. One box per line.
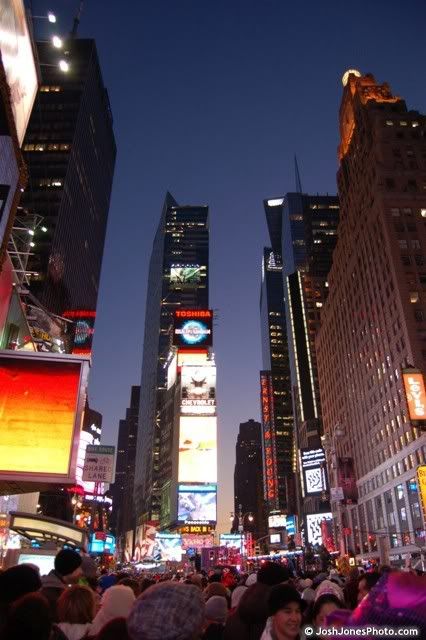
260, 372, 278, 508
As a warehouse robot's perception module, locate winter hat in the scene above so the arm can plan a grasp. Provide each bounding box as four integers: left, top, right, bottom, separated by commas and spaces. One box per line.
81, 554, 97, 579
315, 579, 344, 603
0, 564, 42, 604
204, 581, 228, 600
299, 578, 313, 589
245, 572, 257, 586
54, 549, 82, 577
92, 585, 135, 635
258, 562, 290, 586
231, 585, 247, 608
205, 595, 228, 624
268, 584, 306, 616
127, 582, 205, 640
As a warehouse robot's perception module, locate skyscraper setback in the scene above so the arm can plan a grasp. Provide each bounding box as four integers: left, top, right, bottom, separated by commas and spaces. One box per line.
316, 71, 426, 560
21, 39, 116, 315
135, 194, 209, 524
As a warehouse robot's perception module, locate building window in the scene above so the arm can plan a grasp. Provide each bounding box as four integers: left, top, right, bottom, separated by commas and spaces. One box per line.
414, 310, 424, 322
399, 240, 408, 250
420, 209, 426, 218
410, 291, 419, 303
400, 506, 407, 521
412, 240, 421, 250
390, 208, 400, 217
395, 484, 404, 500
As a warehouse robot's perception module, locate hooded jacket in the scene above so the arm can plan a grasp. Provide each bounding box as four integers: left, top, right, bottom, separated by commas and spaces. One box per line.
57, 622, 92, 640
40, 571, 66, 621
223, 583, 271, 640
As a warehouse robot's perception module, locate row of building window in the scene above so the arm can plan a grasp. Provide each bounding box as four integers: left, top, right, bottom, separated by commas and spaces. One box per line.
23, 143, 70, 152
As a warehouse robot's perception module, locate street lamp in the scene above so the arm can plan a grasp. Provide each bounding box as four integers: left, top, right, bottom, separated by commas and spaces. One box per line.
230, 504, 254, 534
52, 36, 63, 49
32, 12, 57, 23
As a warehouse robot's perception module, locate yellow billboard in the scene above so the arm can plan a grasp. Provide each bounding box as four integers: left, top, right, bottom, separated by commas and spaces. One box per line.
417, 465, 426, 519
178, 416, 217, 483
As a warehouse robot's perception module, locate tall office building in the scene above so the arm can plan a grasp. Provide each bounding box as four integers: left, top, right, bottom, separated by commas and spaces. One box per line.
110, 386, 140, 540
21, 39, 116, 315
316, 71, 426, 560
135, 194, 209, 523
234, 419, 266, 539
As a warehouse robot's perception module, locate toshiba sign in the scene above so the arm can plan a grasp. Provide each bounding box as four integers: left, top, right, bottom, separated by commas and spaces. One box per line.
173, 310, 213, 348
403, 369, 426, 421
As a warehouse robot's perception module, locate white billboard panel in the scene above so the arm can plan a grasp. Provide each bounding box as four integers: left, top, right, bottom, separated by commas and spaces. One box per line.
178, 416, 217, 483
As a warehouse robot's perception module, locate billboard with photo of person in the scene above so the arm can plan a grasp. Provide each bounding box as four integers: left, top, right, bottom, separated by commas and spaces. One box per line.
178, 484, 216, 522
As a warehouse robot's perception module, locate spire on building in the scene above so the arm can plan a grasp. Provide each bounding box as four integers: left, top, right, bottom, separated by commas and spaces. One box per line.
294, 155, 303, 194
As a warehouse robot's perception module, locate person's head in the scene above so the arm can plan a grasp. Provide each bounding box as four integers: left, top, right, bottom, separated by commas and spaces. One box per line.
312, 594, 342, 628
5, 593, 52, 640
268, 585, 304, 640
357, 572, 380, 603
127, 582, 205, 640
205, 595, 228, 625
57, 584, 95, 624
96, 617, 131, 639
0, 564, 42, 605
100, 585, 136, 618
314, 580, 344, 605
118, 578, 141, 598
257, 562, 290, 587
140, 577, 156, 593
204, 581, 228, 601
230, 585, 247, 609
55, 549, 83, 583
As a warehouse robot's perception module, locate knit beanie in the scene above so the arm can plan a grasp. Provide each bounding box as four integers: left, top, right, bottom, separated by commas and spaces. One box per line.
0, 564, 42, 604
54, 549, 82, 577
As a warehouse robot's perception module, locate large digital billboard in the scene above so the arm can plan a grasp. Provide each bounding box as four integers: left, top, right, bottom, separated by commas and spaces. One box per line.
181, 365, 216, 415
306, 512, 333, 546
178, 416, 217, 483
178, 484, 217, 522
0, 0, 38, 145
301, 448, 327, 496
402, 369, 426, 421
337, 457, 358, 504
154, 533, 182, 562
173, 310, 213, 349
170, 265, 204, 286
63, 311, 96, 355
219, 534, 243, 552
181, 533, 214, 550
0, 351, 89, 489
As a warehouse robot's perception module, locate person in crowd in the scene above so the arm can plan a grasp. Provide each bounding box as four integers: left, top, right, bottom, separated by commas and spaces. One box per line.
223, 562, 291, 640
260, 584, 305, 640
94, 618, 131, 640
140, 577, 156, 594
56, 585, 96, 640
1, 592, 67, 640
310, 594, 343, 629
343, 568, 360, 610
0, 562, 42, 632
298, 578, 315, 604
98, 570, 117, 594
314, 579, 344, 604
357, 572, 380, 603
127, 581, 205, 640
117, 578, 141, 598
41, 549, 83, 622
91, 585, 135, 636
204, 580, 229, 603
230, 584, 247, 613
202, 595, 228, 640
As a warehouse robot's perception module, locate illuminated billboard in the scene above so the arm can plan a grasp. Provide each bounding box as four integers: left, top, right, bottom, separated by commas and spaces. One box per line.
173, 310, 213, 349
268, 514, 286, 529
0, 0, 38, 145
402, 369, 426, 421
260, 372, 278, 509
170, 265, 204, 286
181, 365, 216, 415
337, 457, 358, 504
63, 311, 96, 355
181, 533, 214, 549
301, 448, 327, 496
306, 512, 333, 546
0, 351, 89, 488
417, 465, 426, 520
219, 534, 243, 552
154, 533, 182, 562
178, 484, 217, 522
178, 416, 217, 483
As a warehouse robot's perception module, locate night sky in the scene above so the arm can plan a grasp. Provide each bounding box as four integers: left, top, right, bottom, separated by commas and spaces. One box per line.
35, 0, 426, 532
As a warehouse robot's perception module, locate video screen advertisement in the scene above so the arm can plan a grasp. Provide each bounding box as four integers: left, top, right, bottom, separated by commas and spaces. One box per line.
173, 310, 213, 349
178, 416, 217, 483
300, 448, 327, 497
0, 351, 89, 488
178, 484, 217, 522
181, 365, 216, 415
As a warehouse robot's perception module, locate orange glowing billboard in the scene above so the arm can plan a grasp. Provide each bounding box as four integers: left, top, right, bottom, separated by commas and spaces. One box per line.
0, 351, 89, 489
402, 369, 426, 421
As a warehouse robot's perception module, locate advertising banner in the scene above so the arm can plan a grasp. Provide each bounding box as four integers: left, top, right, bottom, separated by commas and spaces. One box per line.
63, 311, 96, 355
181, 365, 216, 415
181, 533, 214, 550
178, 484, 216, 522
402, 369, 426, 421
173, 309, 213, 349
154, 533, 182, 562
306, 512, 333, 546
416, 465, 426, 520
25, 304, 71, 353
0, 351, 89, 488
124, 530, 134, 563
0, 140, 19, 251
178, 416, 217, 483
268, 514, 286, 529
337, 457, 358, 504
320, 517, 336, 552
0, 0, 38, 146
219, 534, 243, 553
301, 448, 327, 496
134, 521, 158, 562
170, 265, 204, 286
260, 372, 278, 509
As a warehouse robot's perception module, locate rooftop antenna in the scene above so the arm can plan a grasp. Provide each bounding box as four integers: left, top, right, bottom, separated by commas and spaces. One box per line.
71, 0, 84, 38
294, 155, 303, 194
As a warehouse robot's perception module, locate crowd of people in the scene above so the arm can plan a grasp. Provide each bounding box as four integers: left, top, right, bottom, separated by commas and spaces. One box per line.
0, 548, 425, 640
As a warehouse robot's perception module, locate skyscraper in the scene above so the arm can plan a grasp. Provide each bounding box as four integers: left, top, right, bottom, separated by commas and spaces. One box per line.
21, 39, 116, 315
234, 419, 266, 539
135, 194, 209, 524
316, 71, 426, 560
110, 386, 140, 541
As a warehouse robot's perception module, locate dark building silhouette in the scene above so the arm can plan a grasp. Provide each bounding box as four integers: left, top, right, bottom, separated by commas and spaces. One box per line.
110, 386, 140, 539
20, 39, 116, 315
234, 419, 266, 539
135, 193, 209, 523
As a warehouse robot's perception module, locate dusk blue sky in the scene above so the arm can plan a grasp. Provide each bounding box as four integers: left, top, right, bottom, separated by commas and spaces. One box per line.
35, 0, 426, 531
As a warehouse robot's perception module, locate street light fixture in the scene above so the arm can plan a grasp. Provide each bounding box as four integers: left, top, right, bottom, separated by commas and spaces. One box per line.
52, 36, 63, 49
59, 60, 70, 73
48, 12, 57, 23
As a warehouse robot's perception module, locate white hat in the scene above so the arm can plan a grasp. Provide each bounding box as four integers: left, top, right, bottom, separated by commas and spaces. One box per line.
245, 572, 258, 586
